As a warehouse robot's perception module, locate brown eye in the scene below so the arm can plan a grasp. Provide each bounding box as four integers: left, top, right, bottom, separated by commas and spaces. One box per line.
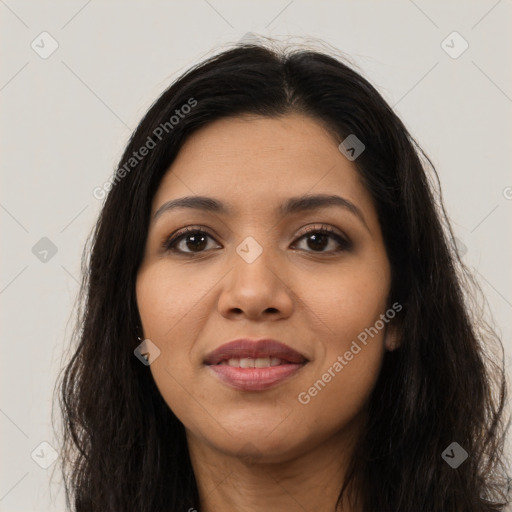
164, 228, 220, 254
179, 232, 208, 252
304, 232, 330, 251
292, 226, 351, 253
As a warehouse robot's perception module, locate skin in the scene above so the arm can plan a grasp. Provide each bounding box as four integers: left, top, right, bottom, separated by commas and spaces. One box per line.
136, 113, 400, 512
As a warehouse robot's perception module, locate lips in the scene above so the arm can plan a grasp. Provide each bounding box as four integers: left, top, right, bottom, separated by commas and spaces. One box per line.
204, 338, 309, 392
203, 338, 308, 365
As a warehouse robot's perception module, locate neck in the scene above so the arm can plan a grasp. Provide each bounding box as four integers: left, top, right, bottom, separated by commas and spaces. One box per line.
186, 427, 363, 512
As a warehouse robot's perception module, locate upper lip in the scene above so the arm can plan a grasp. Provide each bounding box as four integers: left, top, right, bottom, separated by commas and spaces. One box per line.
203, 338, 309, 365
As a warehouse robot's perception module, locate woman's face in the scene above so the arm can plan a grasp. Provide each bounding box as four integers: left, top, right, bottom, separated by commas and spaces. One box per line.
136, 113, 399, 462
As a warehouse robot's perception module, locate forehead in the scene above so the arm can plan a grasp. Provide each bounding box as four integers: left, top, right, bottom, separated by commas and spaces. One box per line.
152, 114, 373, 219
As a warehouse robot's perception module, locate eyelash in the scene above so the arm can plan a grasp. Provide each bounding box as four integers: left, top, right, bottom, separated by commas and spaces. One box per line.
162, 224, 351, 256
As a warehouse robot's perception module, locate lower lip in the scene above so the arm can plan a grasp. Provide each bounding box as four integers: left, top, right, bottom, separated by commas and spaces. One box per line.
207, 363, 306, 391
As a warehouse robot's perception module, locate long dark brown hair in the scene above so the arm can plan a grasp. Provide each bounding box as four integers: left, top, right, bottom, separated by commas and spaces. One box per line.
55, 40, 511, 511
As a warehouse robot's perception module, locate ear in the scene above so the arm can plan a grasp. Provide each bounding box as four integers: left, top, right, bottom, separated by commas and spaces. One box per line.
384, 320, 401, 352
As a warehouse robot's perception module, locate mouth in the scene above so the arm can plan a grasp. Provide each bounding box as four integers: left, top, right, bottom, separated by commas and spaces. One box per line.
204, 338, 309, 391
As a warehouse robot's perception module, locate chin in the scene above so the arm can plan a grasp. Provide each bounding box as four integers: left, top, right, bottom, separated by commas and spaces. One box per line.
199, 416, 307, 463
219, 434, 304, 464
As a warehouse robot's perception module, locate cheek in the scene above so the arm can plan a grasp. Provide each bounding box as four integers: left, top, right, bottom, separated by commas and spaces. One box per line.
301, 255, 391, 346
294, 348, 383, 453
136, 263, 209, 339
293, 256, 390, 414
136, 264, 209, 424
136, 264, 205, 385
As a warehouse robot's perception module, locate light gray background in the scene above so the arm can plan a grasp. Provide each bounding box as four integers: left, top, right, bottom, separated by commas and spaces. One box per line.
1, 1, 511, 510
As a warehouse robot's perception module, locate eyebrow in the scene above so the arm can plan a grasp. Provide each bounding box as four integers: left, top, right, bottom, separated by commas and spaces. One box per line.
153, 194, 370, 232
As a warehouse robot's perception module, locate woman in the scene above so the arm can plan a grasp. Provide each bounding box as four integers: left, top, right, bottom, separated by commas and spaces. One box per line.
56, 40, 510, 511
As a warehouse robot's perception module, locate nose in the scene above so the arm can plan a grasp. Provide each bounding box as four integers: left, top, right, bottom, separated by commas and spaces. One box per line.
217, 244, 294, 321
